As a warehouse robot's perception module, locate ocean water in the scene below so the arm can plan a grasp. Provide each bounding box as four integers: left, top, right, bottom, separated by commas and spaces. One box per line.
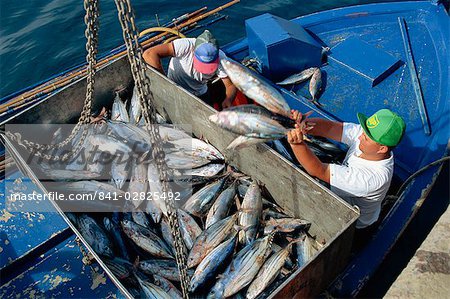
0, 0, 386, 98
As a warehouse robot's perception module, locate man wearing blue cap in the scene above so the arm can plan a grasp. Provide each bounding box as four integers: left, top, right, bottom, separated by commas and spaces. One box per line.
143, 30, 237, 109
287, 108, 406, 250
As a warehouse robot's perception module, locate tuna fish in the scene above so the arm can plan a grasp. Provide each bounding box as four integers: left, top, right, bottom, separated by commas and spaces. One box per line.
139, 259, 194, 282
183, 177, 227, 217
157, 125, 192, 141
309, 68, 322, 104
205, 182, 237, 229
127, 160, 148, 208
128, 85, 142, 124
227, 135, 268, 150
181, 163, 225, 177
135, 275, 171, 299
88, 134, 132, 157
165, 152, 211, 170
177, 209, 203, 249
225, 104, 296, 128
277, 67, 318, 85
147, 161, 167, 219
263, 217, 311, 235
131, 210, 150, 228
238, 182, 263, 245
295, 231, 315, 268
120, 220, 173, 258
209, 111, 288, 139
246, 243, 294, 299
56, 180, 125, 196
77, 214, 113, 257
153, 275, 183, 299
103, 257, 132, 280
103, 217, 130, 260
187, 214, 238, 268
218, 234, 274, 297
168, 138, 224, 161
43, 169, 101, 181
221, 58, 291, 117
107, 120, 152, 153
111, 92, 130, 122
190, 233, 237, 292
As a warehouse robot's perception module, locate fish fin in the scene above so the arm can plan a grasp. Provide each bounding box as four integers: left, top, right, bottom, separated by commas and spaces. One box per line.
234, 224, 258, 232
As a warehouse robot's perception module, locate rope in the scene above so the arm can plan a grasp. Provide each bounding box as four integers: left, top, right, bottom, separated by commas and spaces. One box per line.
139, 26, 186, 38
396, 156, 450, 197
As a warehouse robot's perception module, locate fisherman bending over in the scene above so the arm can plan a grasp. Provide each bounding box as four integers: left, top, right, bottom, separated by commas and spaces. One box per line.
287, 109, 406, 250
143, 30, 237, 109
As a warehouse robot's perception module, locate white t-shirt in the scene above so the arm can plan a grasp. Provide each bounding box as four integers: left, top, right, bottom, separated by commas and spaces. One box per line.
167, 38, 228, 96
329, 123, 394, 229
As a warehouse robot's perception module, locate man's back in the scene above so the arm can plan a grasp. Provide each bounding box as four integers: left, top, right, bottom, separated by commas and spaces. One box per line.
168, 38, 227, 96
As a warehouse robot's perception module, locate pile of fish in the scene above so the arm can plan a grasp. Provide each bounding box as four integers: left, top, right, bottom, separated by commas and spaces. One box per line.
67, 178, 321, 299
37, 87, 323, 298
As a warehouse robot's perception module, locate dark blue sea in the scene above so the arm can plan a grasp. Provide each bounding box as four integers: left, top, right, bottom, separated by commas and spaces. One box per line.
3, 1, 443, 298
1, 0, 390, 98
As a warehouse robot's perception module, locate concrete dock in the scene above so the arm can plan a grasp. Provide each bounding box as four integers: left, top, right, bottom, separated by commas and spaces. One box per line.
385, 203, 450, 298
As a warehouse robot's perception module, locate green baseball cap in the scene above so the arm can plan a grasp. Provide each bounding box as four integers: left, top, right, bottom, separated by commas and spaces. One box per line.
357, 109, 406, 147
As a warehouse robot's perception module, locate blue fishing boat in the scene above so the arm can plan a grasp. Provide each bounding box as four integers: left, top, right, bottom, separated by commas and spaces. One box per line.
1, 0, 448, 298
219, 1, 450, 297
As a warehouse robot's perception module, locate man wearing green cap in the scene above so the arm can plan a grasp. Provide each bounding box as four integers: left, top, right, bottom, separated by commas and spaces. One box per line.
143, 30, 237, 109
287, 108, 406, 249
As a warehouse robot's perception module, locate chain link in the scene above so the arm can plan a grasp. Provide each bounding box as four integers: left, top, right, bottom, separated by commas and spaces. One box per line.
114, 1, 191, 297
6, 0, 99, 162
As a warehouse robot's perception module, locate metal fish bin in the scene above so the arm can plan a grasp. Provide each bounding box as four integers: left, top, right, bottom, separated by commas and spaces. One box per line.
6, 57, 359, 298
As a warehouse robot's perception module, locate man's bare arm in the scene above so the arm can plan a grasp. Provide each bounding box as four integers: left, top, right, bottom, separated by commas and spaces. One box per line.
221, 77, 237, 109
305, 118, 343, 142
142, 43, 175, 75
287, 128, 330, 183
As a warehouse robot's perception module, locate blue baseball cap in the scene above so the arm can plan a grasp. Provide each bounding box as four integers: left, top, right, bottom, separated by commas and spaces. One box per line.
193, 30, 219, 74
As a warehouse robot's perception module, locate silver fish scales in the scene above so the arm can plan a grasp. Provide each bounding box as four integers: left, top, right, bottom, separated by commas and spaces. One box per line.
218, 234, 274, 297
190, 233, 237, 292
177, 209, 203, 249
183, 177, 227, 217
239, 182, 263, 245
120, 220, 173, 259
221, 58, 291, 117
205, 181, 237, 229
187, 214, 238, 268
77, 214, 113, 257
135, 275, 172, 299
309, 68, 323, 104
246, 243, 293, 299
277, 67, 318, 85
209, 111, 288, 139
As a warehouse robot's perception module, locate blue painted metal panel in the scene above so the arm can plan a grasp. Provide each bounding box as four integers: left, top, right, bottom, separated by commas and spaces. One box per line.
330, 36, 403, 86
0, 172, 69, 270
0, 236, 123, 298
245, 13, 322, 81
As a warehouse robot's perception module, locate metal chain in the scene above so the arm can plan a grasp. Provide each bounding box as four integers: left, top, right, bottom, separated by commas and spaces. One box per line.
114, 1, 191, 297
5, 0, 99, 162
